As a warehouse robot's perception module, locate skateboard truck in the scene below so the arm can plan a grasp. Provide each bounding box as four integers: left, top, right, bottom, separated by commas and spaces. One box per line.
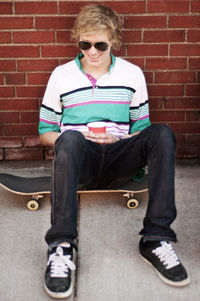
27, 194, 44, 211
123, 192, 139, 209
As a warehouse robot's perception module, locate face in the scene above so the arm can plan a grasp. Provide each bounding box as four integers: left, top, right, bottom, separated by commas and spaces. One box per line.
79, 30, 112, 69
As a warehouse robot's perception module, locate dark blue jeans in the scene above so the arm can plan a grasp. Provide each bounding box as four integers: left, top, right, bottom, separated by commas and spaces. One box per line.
45, 124, 177, 246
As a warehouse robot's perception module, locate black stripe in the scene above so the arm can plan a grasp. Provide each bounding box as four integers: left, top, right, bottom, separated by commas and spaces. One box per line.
130, 100, 148, 110
60, 85, 135, 100
41, 104, 63, 115
62, 120, 130, 126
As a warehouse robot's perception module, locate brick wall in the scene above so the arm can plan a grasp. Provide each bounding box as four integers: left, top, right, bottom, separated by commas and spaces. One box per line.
0, 0, 199, 160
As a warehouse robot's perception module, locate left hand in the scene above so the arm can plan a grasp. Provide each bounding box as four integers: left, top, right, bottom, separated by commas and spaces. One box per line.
83, 131, 120, 145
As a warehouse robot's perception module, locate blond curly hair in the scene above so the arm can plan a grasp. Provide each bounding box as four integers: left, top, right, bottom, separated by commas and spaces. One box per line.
71, 4, 122, 50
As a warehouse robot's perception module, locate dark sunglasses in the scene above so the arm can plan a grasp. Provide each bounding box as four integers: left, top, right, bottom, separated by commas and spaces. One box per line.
78, 41, 109, 52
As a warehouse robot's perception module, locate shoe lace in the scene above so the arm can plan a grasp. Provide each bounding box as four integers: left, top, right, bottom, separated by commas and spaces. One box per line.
152, 241, 180, 270
48, 246, 76, 278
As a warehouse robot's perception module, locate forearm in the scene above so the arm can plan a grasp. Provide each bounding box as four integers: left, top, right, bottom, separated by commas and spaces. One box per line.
40, 131, 59, 146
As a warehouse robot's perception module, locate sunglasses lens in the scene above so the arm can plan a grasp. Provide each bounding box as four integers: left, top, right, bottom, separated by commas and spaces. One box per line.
79, 41, 109, 52
95, 42, 108, 51
78, 41, 91, 50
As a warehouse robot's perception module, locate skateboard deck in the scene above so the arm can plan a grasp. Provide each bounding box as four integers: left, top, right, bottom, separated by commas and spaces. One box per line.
0, 173, 148, 211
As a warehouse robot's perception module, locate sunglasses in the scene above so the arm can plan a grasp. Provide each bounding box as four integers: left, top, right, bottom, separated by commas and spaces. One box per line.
78, 41, 109, 52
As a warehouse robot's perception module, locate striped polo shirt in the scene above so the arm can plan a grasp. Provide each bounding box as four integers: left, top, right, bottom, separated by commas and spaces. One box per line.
39, 53, 151, 137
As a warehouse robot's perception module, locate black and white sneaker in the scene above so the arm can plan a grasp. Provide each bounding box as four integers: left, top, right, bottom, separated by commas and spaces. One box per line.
44, 243, 76, 299
139, 238, 190, 287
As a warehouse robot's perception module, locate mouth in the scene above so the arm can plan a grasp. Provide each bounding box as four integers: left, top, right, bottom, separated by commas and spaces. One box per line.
87, 55, 101, 61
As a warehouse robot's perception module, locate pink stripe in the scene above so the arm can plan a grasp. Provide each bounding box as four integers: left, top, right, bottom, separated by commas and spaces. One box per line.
131, 115, 149, 122
64, 100, 129, 109
40, 118, 58, 125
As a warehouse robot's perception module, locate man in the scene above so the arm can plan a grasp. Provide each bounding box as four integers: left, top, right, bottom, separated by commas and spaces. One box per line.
39, 4, 190, 299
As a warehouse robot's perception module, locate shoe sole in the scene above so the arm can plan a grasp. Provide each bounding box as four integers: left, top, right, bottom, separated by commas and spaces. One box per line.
44, 249, 76, 299
140, 254, 190, 287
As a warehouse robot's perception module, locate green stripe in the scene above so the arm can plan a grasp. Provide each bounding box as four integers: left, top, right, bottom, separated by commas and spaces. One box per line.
62, 103, 129, 124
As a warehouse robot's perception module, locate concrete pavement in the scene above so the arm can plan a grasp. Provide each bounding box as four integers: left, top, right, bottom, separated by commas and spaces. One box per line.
0, 160, 199, 301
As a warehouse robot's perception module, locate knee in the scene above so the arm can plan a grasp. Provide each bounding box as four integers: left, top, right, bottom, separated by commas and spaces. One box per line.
55, 130, 85, 153
151, 124, 176, 149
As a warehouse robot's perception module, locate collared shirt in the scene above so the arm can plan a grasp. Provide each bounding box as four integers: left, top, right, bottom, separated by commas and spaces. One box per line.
39, 53, 151, 137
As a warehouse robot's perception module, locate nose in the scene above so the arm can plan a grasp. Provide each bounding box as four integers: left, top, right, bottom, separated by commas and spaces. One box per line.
89, 45, 98, 55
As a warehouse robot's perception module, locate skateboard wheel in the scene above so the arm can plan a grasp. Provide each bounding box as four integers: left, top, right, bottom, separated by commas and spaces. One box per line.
127, 198, 139, 209
27, 199, 39, 211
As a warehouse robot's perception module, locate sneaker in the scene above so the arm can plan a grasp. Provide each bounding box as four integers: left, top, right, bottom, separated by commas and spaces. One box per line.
139, 238, 190, 287
44, 243, 76, 299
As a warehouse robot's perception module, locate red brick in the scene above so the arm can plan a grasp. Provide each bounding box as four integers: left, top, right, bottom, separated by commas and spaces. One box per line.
175, 134, 186, 145
56, 31, 73, 44
0, 32, 11, 43
170, 44, 200, 56
15, 1, 57, 14
59, 1, 86, 14
17, 59, 59, 72
16, 86, 45, 98
128, 44, 168, 56
150, 111, 185, 122
147, 0, 189, 13
176, 145, 200, 158
35, 16, 75, 30
0, 46, 39, 58
111, 47, 126, 57
148, 85, 184, 97
0, 149, 3, 160
191, 1, 200, 12
0, 87, 15, 97
186, 111, 200, 121
0, 17, 33, 29
155, 71, 196, 83
4, 124, 38, 136
169, 16, 200, 28
20, 112, 39, 123
187, 30, 200, 42
144, 30, 185, 43
5, 73, 25, 85
24, 136, 42, 148
0, 99, 39, 111
27, 73, 50, 85
146, 58, 187, 70
0, 75, 3, 85
165, 98, 200, 109
0, 2, 12, 14
125, 16, 167, 29
13, 31, 55, 44
0, 112, 19, 123
186, 134, 200, 145
5, 149, 43, 161
41, 45, 77, 58
186, 85, 200, 96
0, 137, 22, 148
126, 58, 145, 69
144, 71, 153, 84
0, 60, 16, 71
59, 1, 146, 14
122, 30, 142, 43
188, 58, 200, 70
168, 122, 200, 134
149, 98, 163, 109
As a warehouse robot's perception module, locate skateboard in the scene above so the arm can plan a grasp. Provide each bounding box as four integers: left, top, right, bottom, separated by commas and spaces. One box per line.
0, 173, 148, 211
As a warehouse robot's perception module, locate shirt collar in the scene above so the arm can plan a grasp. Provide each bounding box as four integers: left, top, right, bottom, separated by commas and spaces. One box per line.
75, 52, 116, 74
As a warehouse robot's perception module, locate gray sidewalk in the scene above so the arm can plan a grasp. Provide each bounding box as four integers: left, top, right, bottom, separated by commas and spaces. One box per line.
0, 160, 199, 301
